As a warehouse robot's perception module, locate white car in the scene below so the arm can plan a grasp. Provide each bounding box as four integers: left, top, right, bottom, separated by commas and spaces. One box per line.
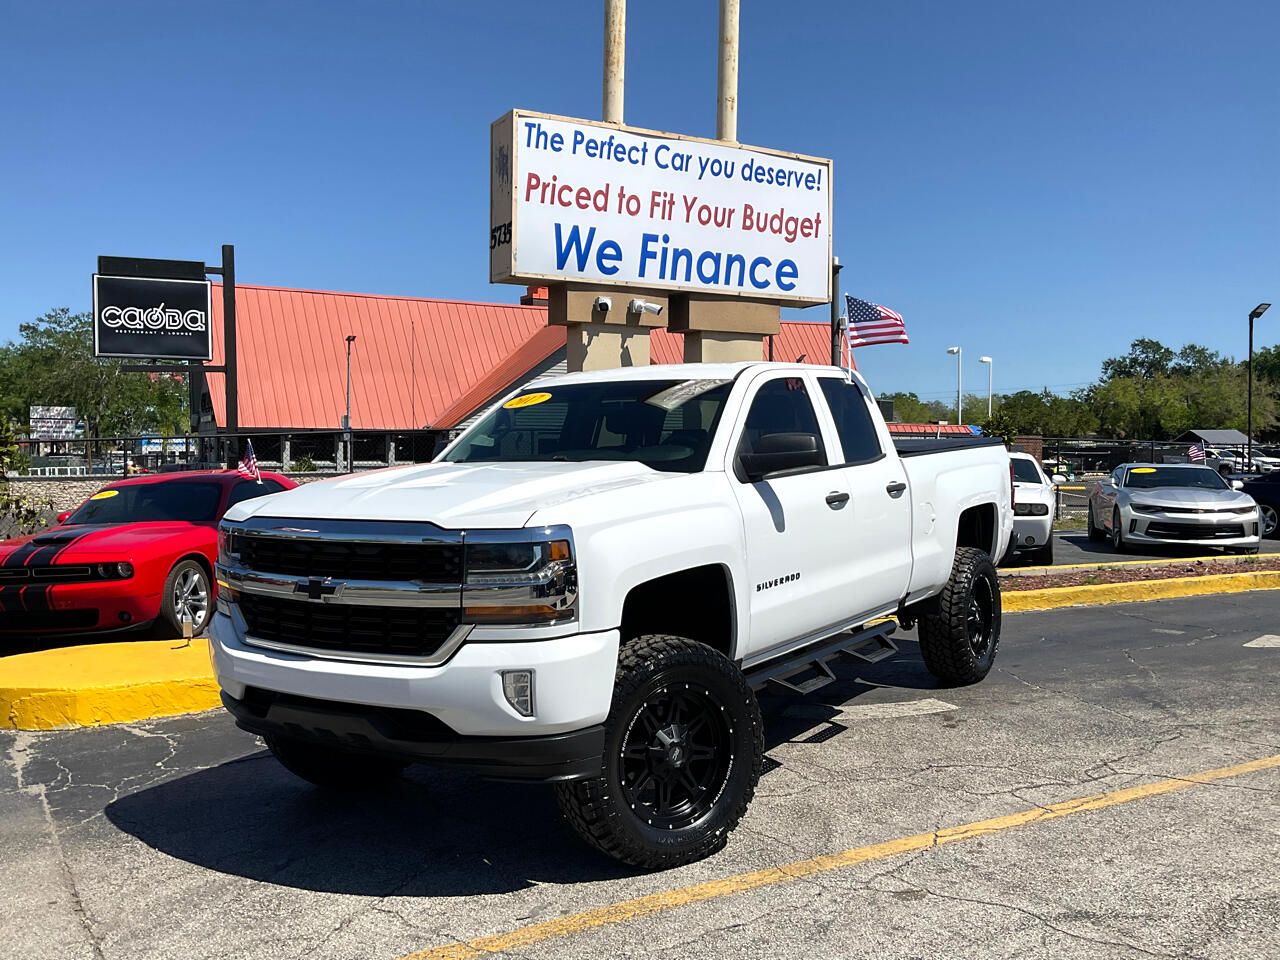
1010, 452, 1055, 565
211, 362, 1014, 867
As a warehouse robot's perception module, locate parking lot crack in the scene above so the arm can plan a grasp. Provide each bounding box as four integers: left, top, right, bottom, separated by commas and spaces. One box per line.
906, 884, 1183, 959
7, 733, 108, 960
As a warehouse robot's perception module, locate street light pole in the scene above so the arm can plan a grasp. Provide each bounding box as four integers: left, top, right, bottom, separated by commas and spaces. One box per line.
947, 346, 962, 424
344, 334, 356, 472
1248, 303, 1271, 466
980, 356, 993, 418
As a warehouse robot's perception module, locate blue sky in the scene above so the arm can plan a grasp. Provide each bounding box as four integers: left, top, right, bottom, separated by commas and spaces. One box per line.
0, 0, 1274, 402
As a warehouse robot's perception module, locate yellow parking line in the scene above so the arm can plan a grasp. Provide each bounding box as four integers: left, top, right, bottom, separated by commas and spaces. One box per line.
402, 753, 1280, 960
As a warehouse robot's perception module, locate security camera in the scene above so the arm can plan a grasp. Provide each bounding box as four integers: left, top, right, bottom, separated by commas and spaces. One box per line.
593, 296, 612, 315
628, 298, 663, 317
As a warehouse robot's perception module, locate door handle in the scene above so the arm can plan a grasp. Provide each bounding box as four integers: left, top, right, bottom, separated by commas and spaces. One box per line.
885, 481, 907, 497
825, 491, 850, 508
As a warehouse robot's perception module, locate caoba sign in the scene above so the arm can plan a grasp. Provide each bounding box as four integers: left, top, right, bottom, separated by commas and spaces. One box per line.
93, 275, 213, 360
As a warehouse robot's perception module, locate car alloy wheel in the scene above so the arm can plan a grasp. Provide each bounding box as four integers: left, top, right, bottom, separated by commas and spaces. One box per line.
1262, 504, 1279, 539
174, 566, 209, 628
1111, 507, 1125, 550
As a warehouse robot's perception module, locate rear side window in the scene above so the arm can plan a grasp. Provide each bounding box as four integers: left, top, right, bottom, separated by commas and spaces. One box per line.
226, 479, 285, 509
818, 378, 883, 465
739, 377, 826, 461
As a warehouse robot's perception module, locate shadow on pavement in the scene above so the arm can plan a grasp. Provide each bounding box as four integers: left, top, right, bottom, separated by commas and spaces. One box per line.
104, 639, 937, 894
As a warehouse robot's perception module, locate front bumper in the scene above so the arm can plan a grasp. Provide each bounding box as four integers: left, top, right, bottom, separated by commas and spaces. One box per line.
0, 579, 159, 635
209, 605, 619, 739
1012, 515, 1053, 549
221, 689, 606, 781
1123, 508, 1261, 548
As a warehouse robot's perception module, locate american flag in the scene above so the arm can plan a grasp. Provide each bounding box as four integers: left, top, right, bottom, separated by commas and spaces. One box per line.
1187, 443, 1206, 463
237, 440, 261, 483
845, 295, 909, 348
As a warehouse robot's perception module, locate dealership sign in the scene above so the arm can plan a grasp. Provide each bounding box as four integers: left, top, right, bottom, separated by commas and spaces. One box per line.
29, 406, 79, 440
490, 110, 832, 306
92, 275, 213, 360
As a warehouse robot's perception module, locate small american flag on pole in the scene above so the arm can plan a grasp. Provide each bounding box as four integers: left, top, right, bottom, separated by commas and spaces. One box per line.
237, 439, 261, 483
845, 295, 909, 348
1187, 443, 1206, 463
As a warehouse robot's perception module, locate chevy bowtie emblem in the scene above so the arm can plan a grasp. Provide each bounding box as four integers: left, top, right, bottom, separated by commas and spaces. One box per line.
296, 577, 341, 601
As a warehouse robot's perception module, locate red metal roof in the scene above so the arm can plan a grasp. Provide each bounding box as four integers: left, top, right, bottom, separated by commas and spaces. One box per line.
887, 423, 977, 435
208, 284, 847, 430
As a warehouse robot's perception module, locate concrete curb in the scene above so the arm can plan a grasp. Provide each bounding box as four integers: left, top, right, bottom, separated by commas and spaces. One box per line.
1004, 570, 1280, 612
1002, 553, 1274, 578
0, 639, 220, 731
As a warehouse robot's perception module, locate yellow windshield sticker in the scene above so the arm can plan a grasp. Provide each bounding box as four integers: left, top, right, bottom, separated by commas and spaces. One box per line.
504, 392, 552, 410
89, 489, 119, 500
1130, 468, 1156, 474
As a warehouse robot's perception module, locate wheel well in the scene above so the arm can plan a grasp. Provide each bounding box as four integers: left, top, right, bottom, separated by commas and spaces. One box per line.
620, 565, 735, 659
173, 552, 213, 586
957, 504, 997, 558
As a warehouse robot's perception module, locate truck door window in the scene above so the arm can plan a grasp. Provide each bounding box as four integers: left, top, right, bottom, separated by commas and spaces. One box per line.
738, 378, 827, 463
818, 378, 884, 465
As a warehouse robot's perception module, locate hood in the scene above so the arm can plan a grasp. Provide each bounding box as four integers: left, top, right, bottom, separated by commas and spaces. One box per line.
1013, 480, 1053, 500
0, 522, 208, 561
1126, 487, 1256, 510
228, 460, 676, 528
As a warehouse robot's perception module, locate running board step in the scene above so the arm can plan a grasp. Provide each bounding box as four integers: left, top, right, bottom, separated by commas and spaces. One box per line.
767, 658, 837, 695
746, 620, 898, 694
840, 632, 898, 665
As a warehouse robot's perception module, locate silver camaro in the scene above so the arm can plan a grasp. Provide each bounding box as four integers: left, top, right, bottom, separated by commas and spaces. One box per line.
1088, 463, 1261, 553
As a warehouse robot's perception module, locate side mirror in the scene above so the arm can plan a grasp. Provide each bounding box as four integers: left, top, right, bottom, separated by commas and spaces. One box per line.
739, 433, 823, 482
1232, 479, 1245, 491
56, 511, 72, 524
1051, 474, 1068, 485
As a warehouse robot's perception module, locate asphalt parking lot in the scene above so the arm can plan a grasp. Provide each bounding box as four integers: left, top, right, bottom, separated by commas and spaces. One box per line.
1014, 531, 1280, 567
4, 592, 1279, 960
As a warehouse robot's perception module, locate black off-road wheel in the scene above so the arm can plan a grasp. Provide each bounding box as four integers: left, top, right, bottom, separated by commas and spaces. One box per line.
917, 547, 1002, 685
266, 736, 407, 789
556, 635, 763, 870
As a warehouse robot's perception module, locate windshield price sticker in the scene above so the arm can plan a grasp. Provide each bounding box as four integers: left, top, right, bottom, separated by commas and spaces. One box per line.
645, 379, 731, 412
89, 490, 119, 500
1130, 468, 1156, 474
504, 392, 553, 410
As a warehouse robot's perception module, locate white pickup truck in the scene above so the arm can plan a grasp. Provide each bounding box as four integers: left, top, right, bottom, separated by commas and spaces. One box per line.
212, 362, 1014, 868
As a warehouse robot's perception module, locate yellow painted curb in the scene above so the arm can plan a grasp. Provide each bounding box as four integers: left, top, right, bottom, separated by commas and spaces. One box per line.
1004, 570, 1280, 612
0, 639, 221, 731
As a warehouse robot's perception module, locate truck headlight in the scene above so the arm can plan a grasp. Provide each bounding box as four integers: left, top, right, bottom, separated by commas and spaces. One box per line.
218, 525, 242, 564
463, 533, 577, 625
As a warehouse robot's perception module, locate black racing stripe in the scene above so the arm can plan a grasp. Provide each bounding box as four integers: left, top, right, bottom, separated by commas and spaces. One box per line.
2, 541, 42, 568
10, 528, 101, 613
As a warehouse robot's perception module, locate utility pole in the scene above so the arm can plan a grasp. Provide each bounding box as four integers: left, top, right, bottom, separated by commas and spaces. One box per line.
717, 0, 739, 142
344, 334, 356, 472
603, 0, 625, 124
947, 346, 963, 424
1248, 303, 1270, 467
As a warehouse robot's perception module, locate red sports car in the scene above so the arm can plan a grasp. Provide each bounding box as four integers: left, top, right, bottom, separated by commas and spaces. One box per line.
0, 470, 295, 639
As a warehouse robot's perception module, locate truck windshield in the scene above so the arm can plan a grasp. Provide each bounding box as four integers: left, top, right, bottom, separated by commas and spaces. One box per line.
1123, 467, 1227, 490
443, 379, 733, 473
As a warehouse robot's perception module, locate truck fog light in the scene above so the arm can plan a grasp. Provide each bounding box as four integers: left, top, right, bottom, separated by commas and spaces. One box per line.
501, 670, 536, 717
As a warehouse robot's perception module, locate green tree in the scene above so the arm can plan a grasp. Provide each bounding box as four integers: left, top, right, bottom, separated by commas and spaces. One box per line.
1101, 338, 1176, 381
0, 308, 188, 439
979, 410, 1017, 447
